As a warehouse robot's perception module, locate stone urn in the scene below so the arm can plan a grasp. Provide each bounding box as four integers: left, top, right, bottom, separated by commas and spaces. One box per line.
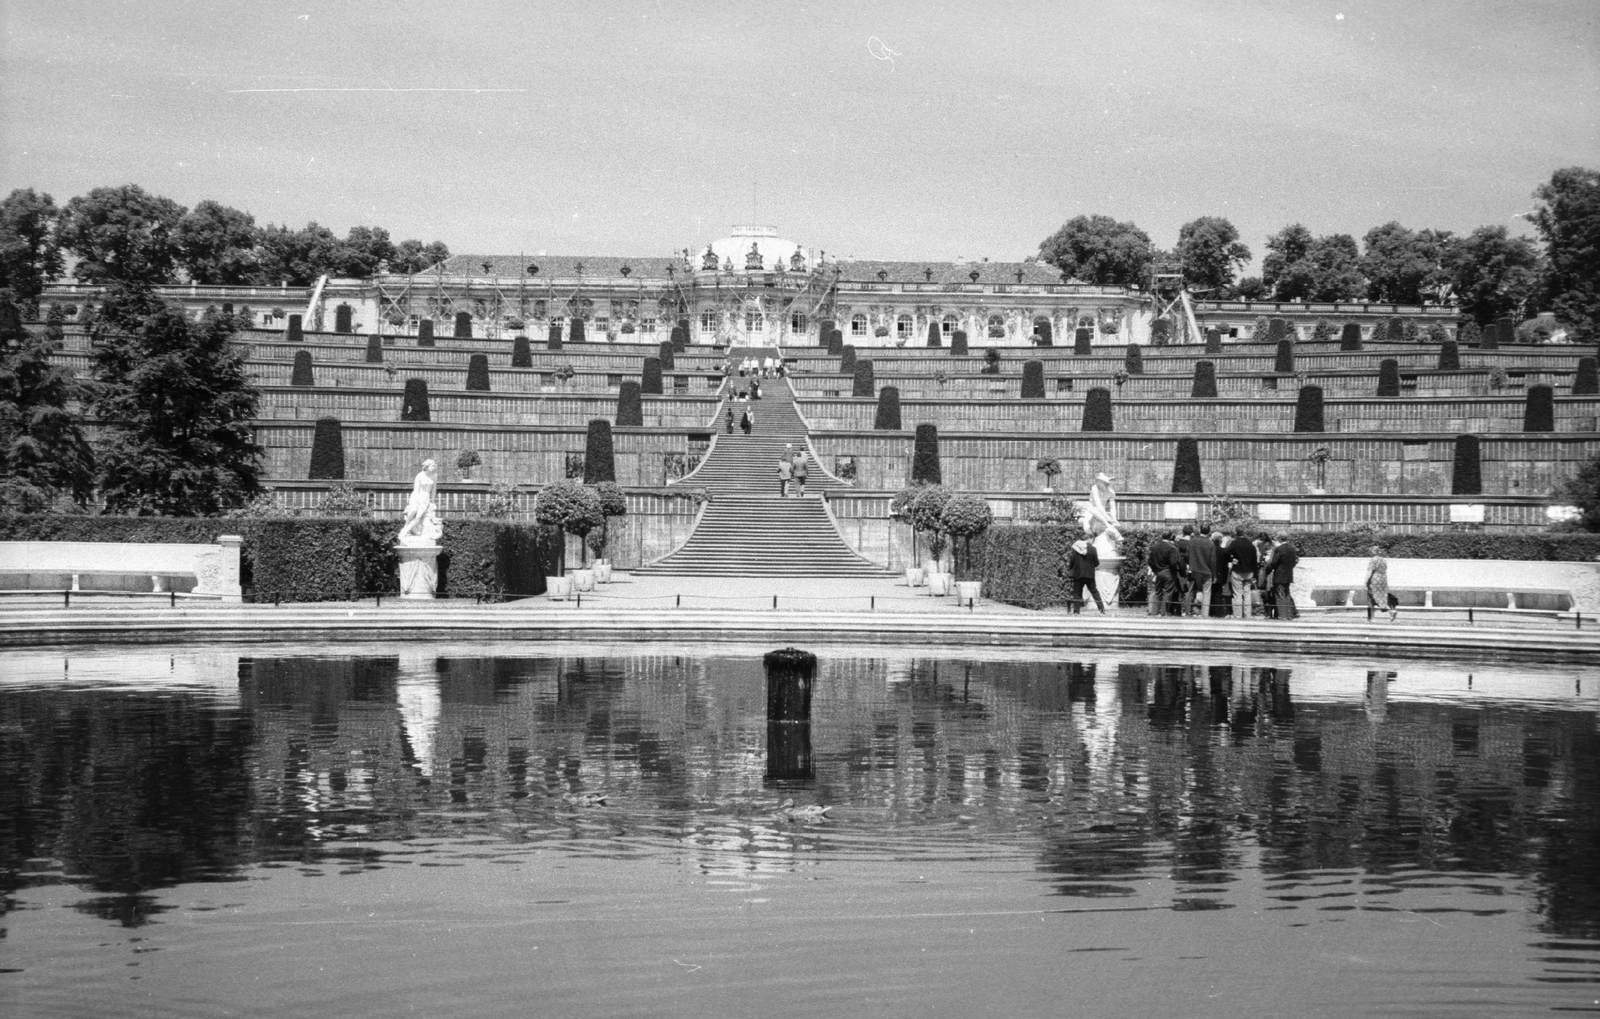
397, 544, 443, 599
594, 561, 613, 584
905, 567, 925, 587
955, 580, 982, 606
927, 572, 952, 596
1092, 532, 1123, 610
572, 568, 596, 592
546, 575, 571, 600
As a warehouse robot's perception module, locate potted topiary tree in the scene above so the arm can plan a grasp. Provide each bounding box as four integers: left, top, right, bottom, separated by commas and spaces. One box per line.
456, 448, 482, 481
941, 493, 993, 604
589, 480, 627, 582
534, 479, 604, 595
1307, 445, 1331, 494
1036, 456, 1061, 492
907, 485, 953, 591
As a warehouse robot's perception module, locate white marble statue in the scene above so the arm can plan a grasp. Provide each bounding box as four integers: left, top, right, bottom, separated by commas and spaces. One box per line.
1080, 472, 1123, 547
397, 459, 439, 547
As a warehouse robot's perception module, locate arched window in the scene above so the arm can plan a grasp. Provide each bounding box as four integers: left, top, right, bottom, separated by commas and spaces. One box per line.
851, 314, 868, 337
790, 311, 806, 334
700, 310, 718, 333
745, 311, 764, 333
987, 314, 1006, 338
1077, 316, 1095, 330
941, 315, 958, 337
896, 314, 914, 340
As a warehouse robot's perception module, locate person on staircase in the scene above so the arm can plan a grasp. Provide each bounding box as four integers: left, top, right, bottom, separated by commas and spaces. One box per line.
778, 445, 794, 497
791, 449, 808, 496
750, 377, 761, 401
725, 406, 734, 434
740, 406, 754, 435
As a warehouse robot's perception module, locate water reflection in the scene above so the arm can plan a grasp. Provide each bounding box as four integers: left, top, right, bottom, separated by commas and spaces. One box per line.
1, 645, 1597, 1000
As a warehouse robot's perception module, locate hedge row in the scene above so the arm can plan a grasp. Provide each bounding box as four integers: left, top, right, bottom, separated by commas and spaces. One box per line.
0, 515, 558, 601
973, 524, 1082, 608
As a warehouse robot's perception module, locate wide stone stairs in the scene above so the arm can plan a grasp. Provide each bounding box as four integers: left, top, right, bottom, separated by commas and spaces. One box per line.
634, 347, 890, 577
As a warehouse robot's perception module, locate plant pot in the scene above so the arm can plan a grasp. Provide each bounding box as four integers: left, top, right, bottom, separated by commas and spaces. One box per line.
594, 562, 613, 583
927, 573, 951, 596
955, 580, 982, 606
905, 567, 925, 587
546, 575, 570, 600
573, 569, 596, 592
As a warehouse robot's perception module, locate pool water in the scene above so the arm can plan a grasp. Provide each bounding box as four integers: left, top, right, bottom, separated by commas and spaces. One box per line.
2, 643, 1597, 1018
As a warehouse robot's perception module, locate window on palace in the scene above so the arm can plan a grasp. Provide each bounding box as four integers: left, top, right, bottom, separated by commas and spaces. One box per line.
790, 312, 806, 333
851, 314, 868, 336
607, 374, 623, 388
533, 300, 547, 318
673, 374, 689, 392
641, 317, 656, 334
896, 315, 913, 340
746, 313, 764, 332
594, 316, 610, 332
700, 311, 717, 332
550, 316, 565, 328
1056, 377, 1073, 391
942, 315, 957, 336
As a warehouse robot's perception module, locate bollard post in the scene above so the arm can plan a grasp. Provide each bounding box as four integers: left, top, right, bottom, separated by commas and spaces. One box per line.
376, 592, 381, 608
64, 589, 70, 608
1578, 612, 1583, 631
870, 596, 875, 611
170, 590, 176, 608
1468, 607, 1473, 625
577, 593, 582, 608
764, 647, 816, 781
677, 594, 681, 608
773, 595, 778, 610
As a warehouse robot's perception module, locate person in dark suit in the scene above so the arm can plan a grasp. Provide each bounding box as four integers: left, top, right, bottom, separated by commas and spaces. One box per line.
1066, 539, 1104, 613
1210, 528, 1233, 617
1263, 535, 1300, 620
1227, 526, 1259, 619
1183, 523, 1218, 616
1255, 533, 1277, 618
1147, 530, 1185, 616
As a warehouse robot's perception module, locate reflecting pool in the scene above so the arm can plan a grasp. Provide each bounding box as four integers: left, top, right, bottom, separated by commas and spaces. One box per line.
2, 643, 1597, 1017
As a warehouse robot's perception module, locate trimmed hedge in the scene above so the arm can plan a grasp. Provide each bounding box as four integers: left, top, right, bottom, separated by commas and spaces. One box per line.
1294, 385, 1325, 432
1205, 328, 1222, 355
826, 328, 844, 355
1035, 320, 1053, 346
1377, 358, 1400, 397
1268, 318, 1287, 342
1340, 323, 1362, 351
615, 380, 643, 426
287, 314, 303, 342
1274, 339, 1295, 373
454, 311, 472, 338
365, 334, 383, 363
335, 304, 352, 333
1573, 356, 1598, 395
874, 385, 902, 429
641, 357, 663, 395
401, 379, 430, 422
658, 340, 675, 371
547, 323, 562, 350
1451, 434, 1481, 495
1171, 436, 1203, 493
466, 353, 491, 391
982, 347, 1001, 375
1192, 360, 1218, 398
974, 525, 1079, 609
1479, 319, 1498, 350
418, 319, 434, 346
1021, 360, 1045, 399
1073, 327, 1091, 356
308, 417, 344, 480
583, 418, 616, 483
852, 358, 876, 398
291, 349, 314, 387
512, 335, 532, 368
926, 321, 942, 347
669, 324, 688, 353
1459, 320, 1482, 347
1495, 317, 1515, 347
1524, 384, 1554, 432
1124, 344, 1143, 374
569, 318, 586, 344
840, 344, 857, 374
1150, 319, 1169, 346
1082, 387, 1113, 431
1387, 317, 1404, 342
911, 423, 941, 484
817, 320, 835, 347
951, 330, 969, 357
1438, 340, 1460, 371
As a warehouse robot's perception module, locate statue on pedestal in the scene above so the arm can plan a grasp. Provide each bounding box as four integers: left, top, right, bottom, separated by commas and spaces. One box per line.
1080, 472, 1123, 549
398, 460, 439, 547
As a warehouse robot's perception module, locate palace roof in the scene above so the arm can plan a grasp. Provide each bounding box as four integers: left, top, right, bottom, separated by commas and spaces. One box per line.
831, 260, 1064, 285
424, 253, 1068, 286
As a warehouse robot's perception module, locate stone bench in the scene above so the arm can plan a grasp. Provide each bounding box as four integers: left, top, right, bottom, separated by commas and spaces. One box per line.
0, 538, 243, 601
1308, 585, 1574, 612
1293, 557, 1600, 616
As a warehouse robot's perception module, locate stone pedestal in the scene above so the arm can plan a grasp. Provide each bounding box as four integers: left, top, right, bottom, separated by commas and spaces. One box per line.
396, 544, 442, 599
1093, 533, 1123, 609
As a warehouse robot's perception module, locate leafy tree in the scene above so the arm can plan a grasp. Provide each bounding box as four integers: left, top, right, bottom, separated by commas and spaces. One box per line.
1442, 225, 1541, 326
59, 185, 186, 285
0, 292, 96, 510
335, 225, 396, 278
1263, 225, 1364, 301
254, 222, 341, 286
1234, 276, 1268, 300
1527, 167, 1600, 340
0, 188, 63, 311
1175, 216, 1250, 293
390, 239, 451, 275
89, 285, 263, 514
940, 493, 993, 577
588, 480, 628, 560
534, 479, 604, 571
1553, 451, 1600, 531
911, 423, 941, 484
174, 200, 258, 285
906, 484, 953, 570
1037, 214, 1153, 285
1359, 222, 1452, 304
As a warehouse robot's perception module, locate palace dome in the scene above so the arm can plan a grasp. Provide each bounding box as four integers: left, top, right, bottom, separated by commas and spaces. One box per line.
703, 225, 808, 272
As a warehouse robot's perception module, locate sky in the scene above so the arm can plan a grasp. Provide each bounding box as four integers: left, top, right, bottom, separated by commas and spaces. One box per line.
2, 0, 1597, 270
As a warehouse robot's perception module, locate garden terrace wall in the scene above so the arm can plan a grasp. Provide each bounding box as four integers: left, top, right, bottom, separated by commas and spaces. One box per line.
243, 361, 729, 395
249, 422, 707, 486
796, 395, 1600, 434
254, 387, 720, 428
808, 432, 1600, 496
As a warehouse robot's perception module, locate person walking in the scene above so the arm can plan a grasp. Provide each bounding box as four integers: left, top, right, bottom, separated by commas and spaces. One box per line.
740, 407, 753, 435
750, 377, 761, 401
1366, 545, 1396, 622
725, 406, 734, 434
1227, 526, 1259, 619
791, 449, 808, 496
1183, 523, 1218, 617
777, 444, 794, 497
1067, 539, 1105, 614
1264, 534, 1300, 620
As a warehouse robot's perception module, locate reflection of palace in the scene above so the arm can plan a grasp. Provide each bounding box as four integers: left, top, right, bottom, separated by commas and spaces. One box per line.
1, 651, 1596, 936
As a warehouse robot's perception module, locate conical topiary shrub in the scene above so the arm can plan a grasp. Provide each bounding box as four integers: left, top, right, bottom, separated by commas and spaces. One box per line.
656, 339, 674, 371
1574, 356, 1599, 395
1478, 319, 1498, 350
1205, 328, 1222, 355
874, 385, 901, 429
583, 418, 616, 483
912, 423, 941, 484
1021, 360, 1045, 399
1524, 384, 1554, 432
616, 380, 643, 426
418, 319, 434, 346
1035, 320, 1053, 346
335, 304, 352, 333
1459, 320, 1482, 347
287, 313, 303, 342
1073, 327, 1091, 356
1192, 360, 1218, 398
840, 344, 857, 374
1495, 317, 1515, 347
1082, 387, 1113, 431
1294, 385, 1325, 432
547, 323, 563, 350
1124, 344, 1143, 375
1268, 318, 1287, 342
927, 321, 942, 348
291, 349, 314, 387
1451, 434, 1482, 495
366, 334, 383, 363
826, 328, 844, 355
1275, 339, 1295, 373
1171, 436, 1203, 493
308, 416, 345, 480
817, 320, 835, 347
669, 324, 688, 353
1340, 323, 1362, 351
951, 330, 969, 356
641, 357, 663, 395
466, 353, 491, 391
852, 358, 876, 398
1377, 358, 1401, 397
402, 379, 430, 421
1150, 319, 1169, 346
454, 311, 472, 338
1437, 340, 1460, 371
512, 335, 532, 368
1387, 317, 1404, 342
569, 318, 586, 344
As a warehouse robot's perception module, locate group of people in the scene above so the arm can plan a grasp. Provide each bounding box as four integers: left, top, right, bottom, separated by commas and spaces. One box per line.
725, 401, 756, 435
725, 356, 783, 379
1144, 525, 1301, 620
776, 444, 809, 496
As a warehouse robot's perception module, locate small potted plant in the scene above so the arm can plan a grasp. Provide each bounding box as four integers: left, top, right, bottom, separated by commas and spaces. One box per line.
456, 448, 482, 481
1036, 456, 1061, 492
1307, 445, 1331, 494
1112, 368, 1131, 391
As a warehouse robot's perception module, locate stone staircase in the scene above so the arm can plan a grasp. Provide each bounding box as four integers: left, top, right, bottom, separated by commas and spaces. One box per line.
634, 347, 890, 577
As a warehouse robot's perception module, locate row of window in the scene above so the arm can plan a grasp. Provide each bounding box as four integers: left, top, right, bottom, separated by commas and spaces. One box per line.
846, 314, 1074, 338
698, 312, 811, 333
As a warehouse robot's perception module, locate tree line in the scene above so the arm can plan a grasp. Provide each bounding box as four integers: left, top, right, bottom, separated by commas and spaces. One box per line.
1036, 167, 1600, 337
0, 184, 452, 310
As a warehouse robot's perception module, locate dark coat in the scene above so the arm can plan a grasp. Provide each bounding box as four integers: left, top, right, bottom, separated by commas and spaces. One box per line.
1067, 546, 1099, 579
1186, 534, 1219, 579
1148, 539, 1184, 577
1265, 542, 1299, 586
